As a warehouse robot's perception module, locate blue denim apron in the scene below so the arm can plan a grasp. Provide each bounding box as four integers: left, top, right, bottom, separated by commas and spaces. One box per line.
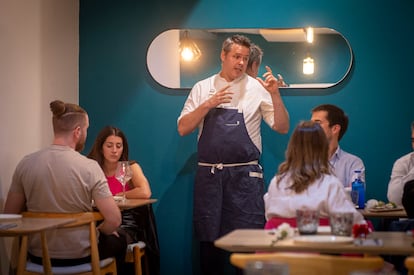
194, 107, 265, 242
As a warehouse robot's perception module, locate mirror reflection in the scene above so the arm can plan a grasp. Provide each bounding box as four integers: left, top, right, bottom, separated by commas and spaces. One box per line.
147, 27, 353, 89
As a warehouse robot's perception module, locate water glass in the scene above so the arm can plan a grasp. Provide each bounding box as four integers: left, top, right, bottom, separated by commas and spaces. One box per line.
296, 209, 319, 235
245, 261, 289, 275
115, 161, 133, 202
329, 212, 354, 236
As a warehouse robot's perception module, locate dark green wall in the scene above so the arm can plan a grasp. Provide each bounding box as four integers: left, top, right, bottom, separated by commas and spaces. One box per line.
79, 0, 414, 274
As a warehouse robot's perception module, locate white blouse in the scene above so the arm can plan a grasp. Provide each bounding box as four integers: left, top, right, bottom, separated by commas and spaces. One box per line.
264, 173, 365, 224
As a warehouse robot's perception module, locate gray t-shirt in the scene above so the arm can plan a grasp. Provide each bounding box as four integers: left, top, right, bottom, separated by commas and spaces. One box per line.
10, 145, 112, 258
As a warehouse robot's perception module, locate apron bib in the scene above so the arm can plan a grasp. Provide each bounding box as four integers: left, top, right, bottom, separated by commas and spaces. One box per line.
194, 107, 265, 241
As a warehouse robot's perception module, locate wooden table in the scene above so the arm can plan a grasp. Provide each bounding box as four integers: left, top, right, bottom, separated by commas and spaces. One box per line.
116, 198, 157, 210
214, 229, 414, 255
0, 217, 75, 275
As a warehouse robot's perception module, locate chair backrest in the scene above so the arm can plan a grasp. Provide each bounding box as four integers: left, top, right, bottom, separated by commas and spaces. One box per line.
405, 256, 414, 275
403, 179, 414, 218
20, 211, 114, 275
230, 252, 384, 275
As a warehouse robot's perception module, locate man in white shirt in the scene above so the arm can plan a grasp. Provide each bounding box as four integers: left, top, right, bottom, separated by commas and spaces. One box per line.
387, 121, 414, 205
311, 104, 365, 187
177, 35, 289, 275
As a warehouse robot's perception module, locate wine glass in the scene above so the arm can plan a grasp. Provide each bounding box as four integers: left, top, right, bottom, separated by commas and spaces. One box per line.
115, 161, 133, 202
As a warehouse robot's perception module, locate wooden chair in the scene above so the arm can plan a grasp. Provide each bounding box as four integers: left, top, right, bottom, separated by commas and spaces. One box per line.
19, 212, 117, 275
125, 241, 148, 275
405, 256, 414, 275
230, 252, 385, 275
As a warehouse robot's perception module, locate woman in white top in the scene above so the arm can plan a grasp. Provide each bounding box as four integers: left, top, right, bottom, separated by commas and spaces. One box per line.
264, 120, 364, 227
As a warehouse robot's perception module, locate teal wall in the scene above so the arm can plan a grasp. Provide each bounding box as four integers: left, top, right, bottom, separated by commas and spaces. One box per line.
79, 0, 414, 274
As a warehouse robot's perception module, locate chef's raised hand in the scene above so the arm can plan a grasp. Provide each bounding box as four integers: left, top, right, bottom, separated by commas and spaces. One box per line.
256, 66, 286, 95
206, 85, 233, 108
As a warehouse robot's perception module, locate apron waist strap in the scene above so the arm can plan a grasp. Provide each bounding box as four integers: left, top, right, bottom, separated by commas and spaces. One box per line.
198, 160, 259, 174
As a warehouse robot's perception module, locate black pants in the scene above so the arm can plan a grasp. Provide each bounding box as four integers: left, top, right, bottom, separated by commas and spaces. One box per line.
200, 241, 242, 275
29, 231, 127, 274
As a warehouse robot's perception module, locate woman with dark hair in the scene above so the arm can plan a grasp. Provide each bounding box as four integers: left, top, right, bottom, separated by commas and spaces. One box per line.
87, 126, 151, 199
88, 126, 160, 275
264, 120, 365, 228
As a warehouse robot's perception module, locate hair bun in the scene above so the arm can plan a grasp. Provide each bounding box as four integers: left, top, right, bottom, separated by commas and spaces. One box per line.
50, 100, 66, 117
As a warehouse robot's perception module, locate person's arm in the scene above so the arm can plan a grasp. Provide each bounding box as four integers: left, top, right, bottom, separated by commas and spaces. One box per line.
256, 66, 289, 134
94, 196, 122, 235
177, 85, 232, 136
3, 191, 26, 213
387, 156, 414, 205
118, 162, 152, 199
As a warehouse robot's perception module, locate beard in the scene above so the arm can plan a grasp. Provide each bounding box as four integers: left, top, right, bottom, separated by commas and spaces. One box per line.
75, 132, 86, 152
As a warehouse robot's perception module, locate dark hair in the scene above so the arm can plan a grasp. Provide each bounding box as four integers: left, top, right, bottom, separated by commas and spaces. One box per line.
277, 120, 331, 193
311, 104, 349, 141
50, 100, 87, 133
222, 34, 251, 55
87, 126, 130, 167
402, 180, 414, 218
247, 43, 263, 70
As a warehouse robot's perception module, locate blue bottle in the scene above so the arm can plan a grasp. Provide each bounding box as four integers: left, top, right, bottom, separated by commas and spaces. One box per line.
351, 170, 365, 209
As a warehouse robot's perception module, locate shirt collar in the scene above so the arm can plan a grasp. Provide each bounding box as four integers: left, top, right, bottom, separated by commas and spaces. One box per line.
329, 146, 342, 166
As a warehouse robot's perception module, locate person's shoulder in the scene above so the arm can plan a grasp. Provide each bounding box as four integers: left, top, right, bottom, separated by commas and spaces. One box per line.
244, 76, 269, 98
193, 74, 216, 86
18, 146, 52, 163
129, 160, 141, 169
338, 147, 363, 162
394, 151, 413, 164
73, 153, 101, 168
15, 150, 41, 169
188, 75, 216, 95
325, 173, 342, 182
245, 75, 264, 88
318, 174, 346, 193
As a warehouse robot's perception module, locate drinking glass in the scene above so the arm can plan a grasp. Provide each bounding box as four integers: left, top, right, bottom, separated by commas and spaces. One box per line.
115, 161, 133, 202
329, 212, 354, 236
296, 209, 319, 235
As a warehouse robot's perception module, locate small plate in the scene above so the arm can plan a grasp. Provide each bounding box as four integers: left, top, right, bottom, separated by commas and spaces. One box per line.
0, 214, 22, 221
294, 235, 353, 244
368, 206, 403, 212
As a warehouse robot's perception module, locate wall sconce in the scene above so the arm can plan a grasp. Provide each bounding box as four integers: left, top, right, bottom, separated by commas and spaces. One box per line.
303, 56, 315, 75
179, 31, 201, 62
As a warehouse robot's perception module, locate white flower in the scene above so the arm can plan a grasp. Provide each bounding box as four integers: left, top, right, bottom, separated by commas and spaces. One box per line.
271, 222, 295, 246
276, 222, 295, 239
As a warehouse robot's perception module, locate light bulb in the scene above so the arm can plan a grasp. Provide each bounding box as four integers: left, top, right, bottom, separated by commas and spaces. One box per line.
181, 47, 194, 61
303, 57, 314, 75
179, 31, 201, 62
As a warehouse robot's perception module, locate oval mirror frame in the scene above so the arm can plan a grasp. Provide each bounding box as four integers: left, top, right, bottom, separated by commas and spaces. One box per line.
147, 27, 353, 90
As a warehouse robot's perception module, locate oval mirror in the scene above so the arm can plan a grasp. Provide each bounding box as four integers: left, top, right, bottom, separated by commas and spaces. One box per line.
147, 27, 353, 90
